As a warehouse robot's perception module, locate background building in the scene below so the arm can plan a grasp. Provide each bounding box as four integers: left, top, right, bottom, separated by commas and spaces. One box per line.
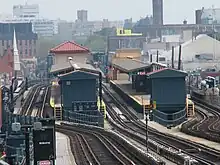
13, 3, 39, 19
77, 10, 88, 22
152, 0, 163, 25
108, 28, 145, 52
195, 8, 220, 25
0, 22, 38, 58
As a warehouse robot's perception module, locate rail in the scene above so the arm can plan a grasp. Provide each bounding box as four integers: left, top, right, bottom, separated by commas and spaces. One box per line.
103, 83, 220, 164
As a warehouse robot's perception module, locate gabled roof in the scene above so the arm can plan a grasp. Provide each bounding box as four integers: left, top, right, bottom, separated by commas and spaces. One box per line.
147, 68, 187, 79
50, 61, 98, 74
49, 41, 90, 54
162, 34, 220, 62
112, 58, 150, 72
58, 70, 98, 80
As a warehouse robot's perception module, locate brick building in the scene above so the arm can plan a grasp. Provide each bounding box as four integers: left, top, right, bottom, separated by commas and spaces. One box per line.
0, 22, 38, 59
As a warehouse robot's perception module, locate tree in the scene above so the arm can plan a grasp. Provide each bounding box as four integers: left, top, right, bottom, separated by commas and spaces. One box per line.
37, 36, 61, 57
84, 35, 106, 52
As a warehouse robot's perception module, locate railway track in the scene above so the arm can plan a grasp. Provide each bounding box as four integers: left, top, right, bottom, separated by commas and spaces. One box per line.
102, 84, 220, 165
56, 124, 160, 165
20, 84, 48, 117
182, 96, 220, 143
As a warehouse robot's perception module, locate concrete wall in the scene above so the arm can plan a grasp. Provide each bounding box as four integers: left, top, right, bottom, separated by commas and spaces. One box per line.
54, 53, 90, 65
115, 49, 141, 58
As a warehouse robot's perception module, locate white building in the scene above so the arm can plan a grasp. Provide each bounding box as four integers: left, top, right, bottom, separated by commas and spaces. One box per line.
32, 19, 58, 37
11, 3, 58, 37
13, 4, 39, 19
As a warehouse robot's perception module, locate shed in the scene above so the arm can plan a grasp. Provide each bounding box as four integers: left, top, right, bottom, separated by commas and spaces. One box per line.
58, 70, 98, 109
147, 68, 188, 113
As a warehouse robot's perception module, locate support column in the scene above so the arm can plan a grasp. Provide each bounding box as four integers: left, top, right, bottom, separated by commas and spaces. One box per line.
112, 68, 117, 80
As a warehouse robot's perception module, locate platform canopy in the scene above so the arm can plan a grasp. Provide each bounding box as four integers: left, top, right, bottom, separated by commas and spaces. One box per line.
147, 68, 188, 78
50, 61, 104, 77
112, 58, 151, 73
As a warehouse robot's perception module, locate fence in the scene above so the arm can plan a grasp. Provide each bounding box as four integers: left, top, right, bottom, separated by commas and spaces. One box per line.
63, 108, 104, 127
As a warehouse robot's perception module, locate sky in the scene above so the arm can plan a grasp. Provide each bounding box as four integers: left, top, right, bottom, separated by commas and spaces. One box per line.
1, 0, 220, 23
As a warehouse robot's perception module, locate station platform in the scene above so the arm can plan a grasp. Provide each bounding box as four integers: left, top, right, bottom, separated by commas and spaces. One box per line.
107, 81, 220, 151
142, 120, 220, 151
110, 80, 150, 105
56, 132, 76, 165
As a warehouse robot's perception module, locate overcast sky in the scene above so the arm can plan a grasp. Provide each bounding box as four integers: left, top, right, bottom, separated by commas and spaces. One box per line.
1, 0, 220, 23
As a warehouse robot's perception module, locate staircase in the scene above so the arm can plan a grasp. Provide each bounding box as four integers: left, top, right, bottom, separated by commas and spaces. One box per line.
54, 104, 62, 120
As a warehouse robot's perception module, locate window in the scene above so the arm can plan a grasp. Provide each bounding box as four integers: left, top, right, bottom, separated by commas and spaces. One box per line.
25, 49, 27, 55
2, 40, 4, 46
20, 50, 22, 55
25, 40, 27, 46
34, 40, 36, 45
66, 81, 71, 85
29, 40, 32, 45
20, 40, 22, 45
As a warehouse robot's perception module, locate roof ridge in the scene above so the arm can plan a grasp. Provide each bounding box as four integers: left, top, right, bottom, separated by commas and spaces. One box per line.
50, 41, 69, 51
69, 41, 89, 51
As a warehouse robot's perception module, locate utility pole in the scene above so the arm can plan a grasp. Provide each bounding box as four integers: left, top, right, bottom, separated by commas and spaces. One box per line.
142, 96, 148, 153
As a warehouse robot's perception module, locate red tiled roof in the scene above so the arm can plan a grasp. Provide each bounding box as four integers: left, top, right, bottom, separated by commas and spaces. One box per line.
49, 41, 90, 54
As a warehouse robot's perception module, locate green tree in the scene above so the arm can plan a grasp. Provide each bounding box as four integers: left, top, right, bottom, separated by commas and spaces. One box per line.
37, 36, 61, 57
84, 35, 106, 51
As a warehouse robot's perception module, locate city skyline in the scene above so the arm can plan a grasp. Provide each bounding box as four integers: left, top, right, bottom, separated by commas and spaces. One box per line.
1, 0, 220, 23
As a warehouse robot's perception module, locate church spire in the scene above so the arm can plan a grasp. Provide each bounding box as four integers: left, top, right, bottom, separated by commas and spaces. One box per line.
13, 28, 21, 71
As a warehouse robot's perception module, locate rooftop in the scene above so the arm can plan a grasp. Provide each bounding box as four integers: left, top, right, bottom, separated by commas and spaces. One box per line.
50, 61, 104, 76
112, 58, 150, 72
49, 41, 89, 54
147, 68, 187, 78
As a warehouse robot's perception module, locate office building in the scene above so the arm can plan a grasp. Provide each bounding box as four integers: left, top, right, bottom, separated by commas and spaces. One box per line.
0, 23, 38, 58
77, 10, 88, 22
152, 0, 163, 25
195, 8, 220, 24
13, 4, 39, 19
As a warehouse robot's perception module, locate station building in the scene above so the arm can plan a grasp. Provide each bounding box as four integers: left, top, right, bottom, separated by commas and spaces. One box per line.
48, 41, 105, 127
109, 48, 188, 126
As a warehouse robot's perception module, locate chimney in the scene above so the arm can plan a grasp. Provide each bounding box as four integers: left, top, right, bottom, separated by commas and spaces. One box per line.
178, 45, 182, 70
171, 46, 174, 68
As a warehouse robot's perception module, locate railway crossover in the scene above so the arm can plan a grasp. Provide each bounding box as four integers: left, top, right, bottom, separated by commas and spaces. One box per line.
56, 123, 162, 165
102, 84, 220, 165
182, 96, 220, 143
19, 83, 49, 118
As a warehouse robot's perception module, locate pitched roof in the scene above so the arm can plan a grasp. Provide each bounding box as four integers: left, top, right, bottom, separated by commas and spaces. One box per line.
147, 68, 187, 78
49, 41, 90, 54
162, 34, 220, 62
112, 58, 150, 72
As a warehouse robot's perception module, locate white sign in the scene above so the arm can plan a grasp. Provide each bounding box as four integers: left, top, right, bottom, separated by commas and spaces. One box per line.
38, 160, 51, 165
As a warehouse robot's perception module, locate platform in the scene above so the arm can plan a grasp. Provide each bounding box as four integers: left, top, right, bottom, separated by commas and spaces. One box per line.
142, 120, 220, 151
55, 132, 76, 165
110, 80, 150, 105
